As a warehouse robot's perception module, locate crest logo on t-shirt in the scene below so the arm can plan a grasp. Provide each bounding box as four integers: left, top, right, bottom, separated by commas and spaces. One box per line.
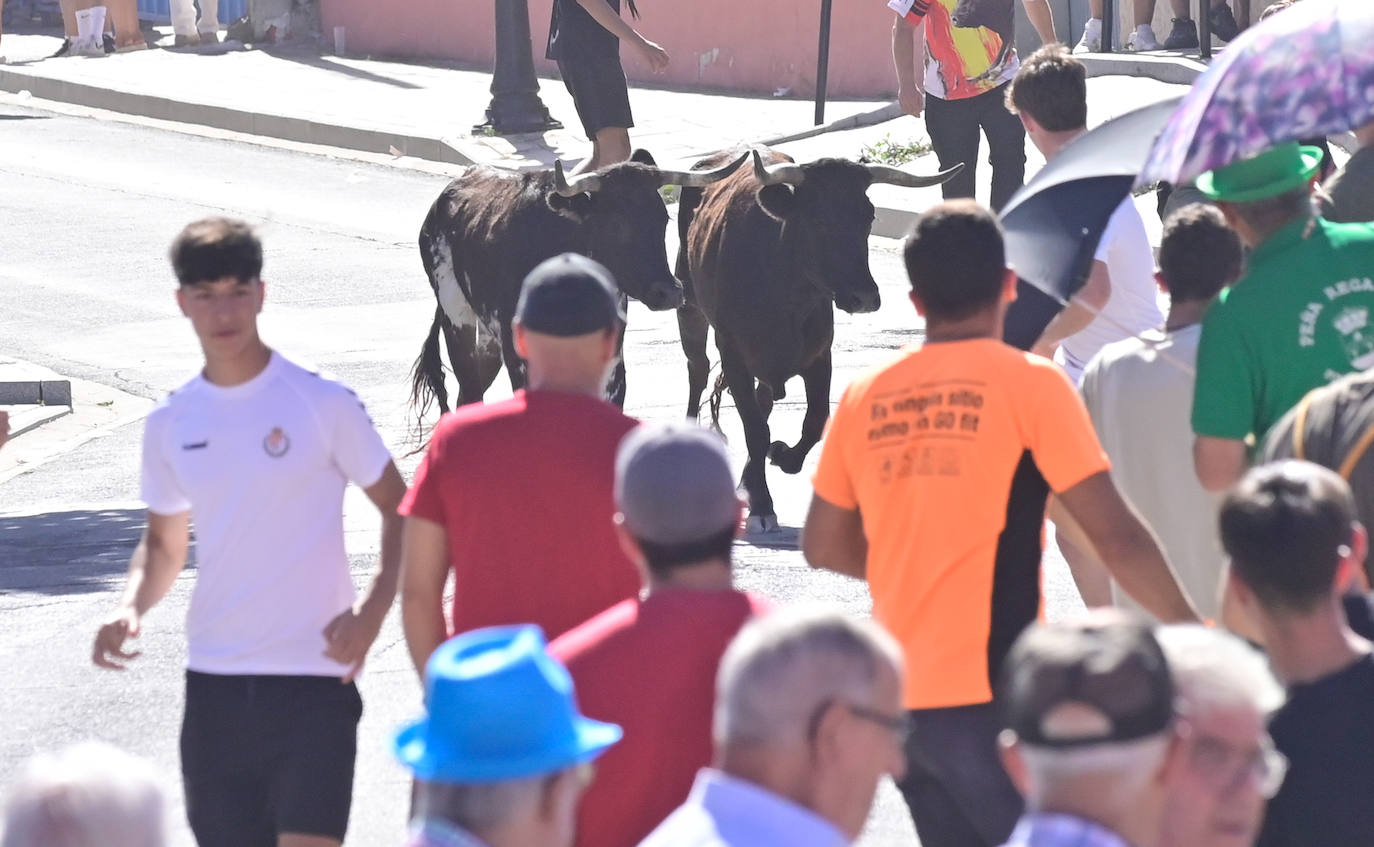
263, 427, 291, 458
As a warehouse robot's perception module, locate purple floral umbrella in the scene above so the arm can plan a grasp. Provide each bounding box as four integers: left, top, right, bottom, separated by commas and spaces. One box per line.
1137, 0, 1374, 187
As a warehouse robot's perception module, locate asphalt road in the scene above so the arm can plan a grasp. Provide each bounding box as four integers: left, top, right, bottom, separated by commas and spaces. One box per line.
0, 101, 1084, 846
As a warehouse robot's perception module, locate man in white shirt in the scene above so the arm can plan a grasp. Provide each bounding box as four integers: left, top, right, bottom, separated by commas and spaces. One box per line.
1075, 205, 1243, 615
91, 217, 407, 847
1004, 44, 1164, 384
638, 607, 907, 847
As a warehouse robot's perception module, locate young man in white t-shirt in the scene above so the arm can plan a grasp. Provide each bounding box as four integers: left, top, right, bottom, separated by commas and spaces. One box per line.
1004, 44, 1164, 384
1076, 205, 1243, 617
91, 218, 407, 847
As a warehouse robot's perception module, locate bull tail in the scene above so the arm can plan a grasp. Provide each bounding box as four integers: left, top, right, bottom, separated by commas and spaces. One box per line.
408, 306, 450, 451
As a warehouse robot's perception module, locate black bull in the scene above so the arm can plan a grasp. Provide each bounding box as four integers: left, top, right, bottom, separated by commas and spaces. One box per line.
409, 150, 746, 418
676, 147, 961, 530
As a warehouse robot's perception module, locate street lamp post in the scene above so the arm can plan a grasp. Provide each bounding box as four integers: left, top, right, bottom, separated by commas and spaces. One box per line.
475, 0, 563, 134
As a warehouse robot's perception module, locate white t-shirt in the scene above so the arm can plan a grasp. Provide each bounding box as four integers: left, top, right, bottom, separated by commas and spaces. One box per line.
1080, 325, 1222, 620
140, 352, 392, 676
1059, 198, 1165, 382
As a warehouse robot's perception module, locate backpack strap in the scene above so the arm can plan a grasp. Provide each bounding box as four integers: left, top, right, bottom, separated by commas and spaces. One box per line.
1292, 391, 1314, 461
1339, 419, 1374, 481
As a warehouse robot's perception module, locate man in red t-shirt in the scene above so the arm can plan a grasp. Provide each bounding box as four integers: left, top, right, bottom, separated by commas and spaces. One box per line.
400, 253, 642, 678
549, 422, 771, 847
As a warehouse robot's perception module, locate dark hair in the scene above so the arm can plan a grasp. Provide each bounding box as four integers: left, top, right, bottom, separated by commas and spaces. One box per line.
902, 200, 1006, 322
634, 525, 736, 578
1219, 461, 1357, 613
1005, 44, 1087, 132
169, 217, 263, 286
1158, 204, 1243, 303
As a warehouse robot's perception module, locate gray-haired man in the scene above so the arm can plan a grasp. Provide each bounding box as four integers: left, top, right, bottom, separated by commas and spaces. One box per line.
1155, 625, 1287, 847
639, 607, 907, 846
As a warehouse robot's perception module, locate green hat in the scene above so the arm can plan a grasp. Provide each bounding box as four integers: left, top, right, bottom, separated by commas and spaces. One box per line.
1196, 141, 1323, 203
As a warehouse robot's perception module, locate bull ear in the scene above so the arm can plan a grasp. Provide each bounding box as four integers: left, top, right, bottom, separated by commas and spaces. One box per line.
630, 149, 657, 166
755, 184, 798, 220
547, 190, 594, 221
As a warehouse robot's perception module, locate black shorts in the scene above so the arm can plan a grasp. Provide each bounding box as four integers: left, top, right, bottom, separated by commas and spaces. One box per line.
181, 671, 363, 847
556, 50, 634, 139
896, 702, 1024, 847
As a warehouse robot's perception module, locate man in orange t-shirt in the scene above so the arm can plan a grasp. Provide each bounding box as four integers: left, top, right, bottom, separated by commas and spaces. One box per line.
803, 200, 1198, 847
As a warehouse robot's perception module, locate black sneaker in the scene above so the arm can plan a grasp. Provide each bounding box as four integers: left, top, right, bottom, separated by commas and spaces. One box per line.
1162, 17, 1199, 50
51, 37, 72, 57
103, 33, 116, 53
1209, 3, 1241, 42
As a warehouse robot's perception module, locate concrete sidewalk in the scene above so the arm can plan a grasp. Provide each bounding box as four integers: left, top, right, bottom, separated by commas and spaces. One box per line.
0, 28, 1210, 174
0, 30, 901, 171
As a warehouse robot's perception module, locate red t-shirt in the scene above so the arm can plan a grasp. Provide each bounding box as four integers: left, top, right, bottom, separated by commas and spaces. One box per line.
399, 390, 640, 640
550, 589, 772, 847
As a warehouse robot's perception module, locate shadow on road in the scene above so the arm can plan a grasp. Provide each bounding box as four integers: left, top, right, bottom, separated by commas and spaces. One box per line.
0, 506, 195, 595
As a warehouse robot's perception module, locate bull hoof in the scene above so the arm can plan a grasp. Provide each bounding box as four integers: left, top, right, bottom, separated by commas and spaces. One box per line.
746, 514, 780, 534
768, 441, 806, 474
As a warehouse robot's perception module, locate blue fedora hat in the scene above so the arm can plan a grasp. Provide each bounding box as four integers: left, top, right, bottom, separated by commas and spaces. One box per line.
394, 625, 621, 783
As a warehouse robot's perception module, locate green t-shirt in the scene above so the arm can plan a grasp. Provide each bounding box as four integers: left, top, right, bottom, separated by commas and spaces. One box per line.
1193, 217, 1374, 442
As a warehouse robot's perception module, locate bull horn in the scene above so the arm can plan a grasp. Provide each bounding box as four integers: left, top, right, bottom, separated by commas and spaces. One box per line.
865, 161, 965, 188
552, 159, 604, 197
653, 151, 750, 188
752, 148, 807, 187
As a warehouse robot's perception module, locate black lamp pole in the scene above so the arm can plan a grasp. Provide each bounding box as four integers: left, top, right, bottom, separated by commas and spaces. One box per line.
814, 0, 833, 126
475, 0, 563, 134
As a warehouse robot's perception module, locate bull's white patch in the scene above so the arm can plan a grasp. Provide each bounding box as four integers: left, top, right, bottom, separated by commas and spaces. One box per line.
430, 232, 481, 337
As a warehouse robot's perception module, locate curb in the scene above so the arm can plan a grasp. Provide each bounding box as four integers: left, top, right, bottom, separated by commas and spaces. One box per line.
1080, 52, 1206, 86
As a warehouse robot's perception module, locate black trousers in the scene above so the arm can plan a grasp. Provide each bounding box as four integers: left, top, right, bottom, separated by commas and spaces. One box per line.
925, 83, 1026, 213
896, 702, 1025, 847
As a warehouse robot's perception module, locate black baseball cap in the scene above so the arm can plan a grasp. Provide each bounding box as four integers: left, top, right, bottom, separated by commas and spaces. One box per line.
1000, 613, 1175, 749
515, 253, 626, 337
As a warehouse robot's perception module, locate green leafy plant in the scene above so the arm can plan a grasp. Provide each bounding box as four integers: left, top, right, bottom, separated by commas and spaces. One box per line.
859, 134, 934, 166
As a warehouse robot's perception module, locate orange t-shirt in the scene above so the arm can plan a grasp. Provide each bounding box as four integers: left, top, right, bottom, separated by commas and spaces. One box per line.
813, 339, 1110, 709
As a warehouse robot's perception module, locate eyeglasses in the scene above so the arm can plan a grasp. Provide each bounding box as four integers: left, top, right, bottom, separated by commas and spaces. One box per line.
808, 698, 911, 745
1183, 727, 1288, 799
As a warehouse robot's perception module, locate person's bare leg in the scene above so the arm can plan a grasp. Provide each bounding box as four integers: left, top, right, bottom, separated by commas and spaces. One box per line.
1089, 0, 1102, 16
570, 139, 603, 176
1168, 0, 1189, 15
570, 128, 630, 175
107, 0, 143, 47
1135, 0, 1155, 27
592, 127, 631, 168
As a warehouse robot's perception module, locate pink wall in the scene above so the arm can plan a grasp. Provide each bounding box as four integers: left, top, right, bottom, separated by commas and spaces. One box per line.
320, 0, 899, 99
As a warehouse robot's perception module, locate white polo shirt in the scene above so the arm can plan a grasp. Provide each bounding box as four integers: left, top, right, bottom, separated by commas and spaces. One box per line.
140, 352, 392, 677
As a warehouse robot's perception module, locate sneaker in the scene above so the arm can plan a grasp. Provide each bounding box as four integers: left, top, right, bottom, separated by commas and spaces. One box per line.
1073, 19, 1102, 54
73, 36, 105, 57
1209, 2, 1241, 42
52, 37, 72, 57
173, 33, 201, 47
1162, 17, 1199, 49
1126, 25, 1161, 51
